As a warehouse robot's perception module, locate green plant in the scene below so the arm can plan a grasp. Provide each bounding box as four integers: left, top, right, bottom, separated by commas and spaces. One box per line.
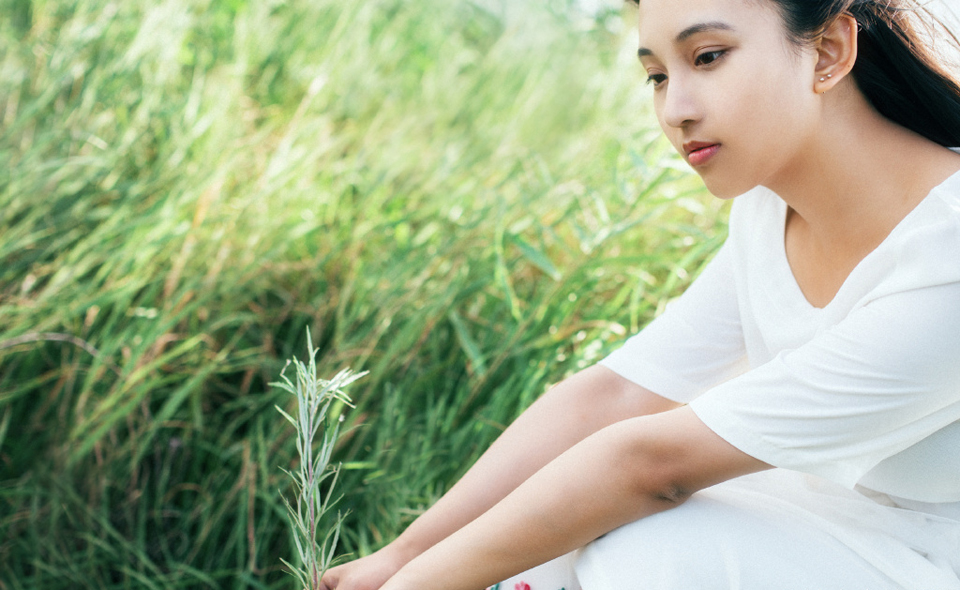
0, 0, 725, 585
274, 331, 363, 590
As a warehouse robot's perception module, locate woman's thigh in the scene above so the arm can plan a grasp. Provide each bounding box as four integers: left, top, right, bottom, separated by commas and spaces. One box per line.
575, 489, 896, 590
492, 471, 909, 590
492, 470, 956, 590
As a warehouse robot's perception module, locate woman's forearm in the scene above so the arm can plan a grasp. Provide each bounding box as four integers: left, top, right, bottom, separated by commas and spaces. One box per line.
384, 407, 768, 590
388, 418, 679, 590
388, 365, 679, 562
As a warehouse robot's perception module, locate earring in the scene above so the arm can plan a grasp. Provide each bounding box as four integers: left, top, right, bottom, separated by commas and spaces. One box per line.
819, 74, 833, 82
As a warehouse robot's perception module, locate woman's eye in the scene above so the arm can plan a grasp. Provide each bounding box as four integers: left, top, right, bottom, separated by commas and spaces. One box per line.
646, 73, 667, 87
694, 50, 725, 67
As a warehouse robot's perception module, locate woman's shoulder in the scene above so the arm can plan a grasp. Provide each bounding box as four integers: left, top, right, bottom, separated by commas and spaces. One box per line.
929, 163, 960, 207
911, 165, 960, 234
866, 166, 960, 299
922, 147, 960, 207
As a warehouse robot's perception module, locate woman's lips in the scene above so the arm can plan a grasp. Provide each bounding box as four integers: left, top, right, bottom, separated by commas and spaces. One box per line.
684, 142, 721, 167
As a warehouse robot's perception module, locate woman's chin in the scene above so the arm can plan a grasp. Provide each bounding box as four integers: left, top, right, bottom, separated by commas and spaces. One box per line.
699, 175, 755, 200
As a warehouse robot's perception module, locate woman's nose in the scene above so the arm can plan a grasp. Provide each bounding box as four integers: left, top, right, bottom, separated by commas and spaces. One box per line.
661, 80, 701, 129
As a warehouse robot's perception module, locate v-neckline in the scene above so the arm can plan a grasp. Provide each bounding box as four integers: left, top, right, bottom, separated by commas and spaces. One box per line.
774, 168, 960, 311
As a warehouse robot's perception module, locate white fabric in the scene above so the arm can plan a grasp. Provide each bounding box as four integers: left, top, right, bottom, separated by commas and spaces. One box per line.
601, 172, 960, 502
575, 470, 960, 590
577, 172, 960, 590
493, 470, 960, 590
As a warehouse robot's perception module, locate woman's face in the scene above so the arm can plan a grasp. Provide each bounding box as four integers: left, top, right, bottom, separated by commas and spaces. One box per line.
637, 0, 820, 198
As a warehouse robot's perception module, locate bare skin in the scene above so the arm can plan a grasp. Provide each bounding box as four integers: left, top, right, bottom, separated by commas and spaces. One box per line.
320, 365, 682, 590
379, 406, 765, 590
638, 0, 960, 306
323, 0, 960, 588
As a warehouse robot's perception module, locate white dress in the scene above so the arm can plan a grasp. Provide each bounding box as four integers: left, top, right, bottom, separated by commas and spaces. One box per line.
494, 172, 960, 590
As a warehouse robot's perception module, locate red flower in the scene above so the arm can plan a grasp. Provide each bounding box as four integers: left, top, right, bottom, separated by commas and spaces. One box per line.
514, 583, 531, 590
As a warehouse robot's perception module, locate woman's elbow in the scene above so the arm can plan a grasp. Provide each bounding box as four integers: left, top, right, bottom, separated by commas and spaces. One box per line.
606, 422, 697, 510
609, 410, 754, 511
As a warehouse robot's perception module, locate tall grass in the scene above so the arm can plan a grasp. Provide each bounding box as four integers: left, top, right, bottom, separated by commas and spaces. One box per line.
0, 0, 727, 587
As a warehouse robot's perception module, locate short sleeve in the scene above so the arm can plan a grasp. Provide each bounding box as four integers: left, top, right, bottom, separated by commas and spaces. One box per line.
600, 242, 748, 403
690, 281, 960, 490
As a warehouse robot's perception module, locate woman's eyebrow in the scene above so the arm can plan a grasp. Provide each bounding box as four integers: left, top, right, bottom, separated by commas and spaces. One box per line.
637, 21, 736, 59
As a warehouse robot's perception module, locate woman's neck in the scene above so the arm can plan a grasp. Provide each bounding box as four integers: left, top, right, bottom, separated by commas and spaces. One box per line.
767, 86, 960, 253
769, 85, 960, 308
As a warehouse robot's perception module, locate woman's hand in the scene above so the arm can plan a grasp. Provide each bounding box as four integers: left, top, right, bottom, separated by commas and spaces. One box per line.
319, 545, 410, 590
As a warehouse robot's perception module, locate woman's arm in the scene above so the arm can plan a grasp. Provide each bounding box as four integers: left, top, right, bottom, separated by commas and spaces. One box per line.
320, 365, 680, 590
382, 406, 770, 590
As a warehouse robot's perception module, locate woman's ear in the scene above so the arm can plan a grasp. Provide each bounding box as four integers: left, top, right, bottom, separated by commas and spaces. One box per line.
814, 13, 858, 94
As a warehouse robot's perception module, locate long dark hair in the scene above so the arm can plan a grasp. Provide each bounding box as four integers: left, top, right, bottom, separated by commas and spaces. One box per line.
633, 0, 960, 147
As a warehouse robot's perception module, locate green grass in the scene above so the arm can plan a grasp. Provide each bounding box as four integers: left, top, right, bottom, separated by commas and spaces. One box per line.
0, 0, 727, 587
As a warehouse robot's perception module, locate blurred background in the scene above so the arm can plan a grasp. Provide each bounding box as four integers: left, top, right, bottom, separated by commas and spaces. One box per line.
2, 0, 953, 588
0, 1, 724, 586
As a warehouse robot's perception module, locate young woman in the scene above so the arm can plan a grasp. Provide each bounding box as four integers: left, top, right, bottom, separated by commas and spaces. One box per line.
321, 0, 960, 588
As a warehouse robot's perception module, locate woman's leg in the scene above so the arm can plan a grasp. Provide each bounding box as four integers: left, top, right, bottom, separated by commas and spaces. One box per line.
574, 471, 943, 590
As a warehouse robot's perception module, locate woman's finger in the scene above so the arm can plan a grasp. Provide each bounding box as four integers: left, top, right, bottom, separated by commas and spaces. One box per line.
319, 571, 339, 590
